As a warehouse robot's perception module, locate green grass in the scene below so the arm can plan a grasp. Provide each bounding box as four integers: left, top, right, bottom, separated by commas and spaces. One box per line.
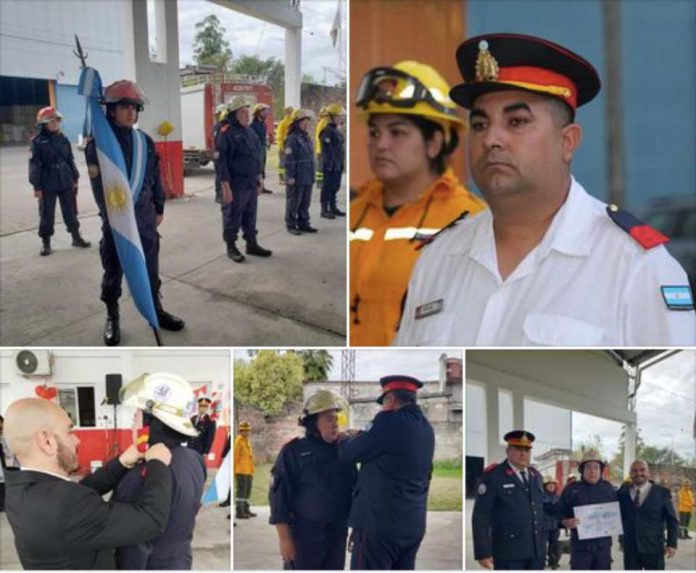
244, 460, 462, 512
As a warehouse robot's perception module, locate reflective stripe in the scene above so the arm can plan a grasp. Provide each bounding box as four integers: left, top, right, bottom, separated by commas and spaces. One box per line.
350, 228, 374, 241
384, 227, 439, 240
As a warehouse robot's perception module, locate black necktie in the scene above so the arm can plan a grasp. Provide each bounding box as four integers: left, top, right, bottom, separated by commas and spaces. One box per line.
521, 470, 529, 489
634, 488, 641, 507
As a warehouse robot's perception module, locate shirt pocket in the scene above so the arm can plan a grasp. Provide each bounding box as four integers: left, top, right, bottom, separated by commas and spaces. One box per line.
523, 313, 605, 346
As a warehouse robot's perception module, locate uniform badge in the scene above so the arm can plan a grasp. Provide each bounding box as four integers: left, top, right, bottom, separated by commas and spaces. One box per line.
503, 483, 515, 489
661, 286, 694, 310
478, 483, 487, 495
285, 147, 293, 155
415, 298, 444, 320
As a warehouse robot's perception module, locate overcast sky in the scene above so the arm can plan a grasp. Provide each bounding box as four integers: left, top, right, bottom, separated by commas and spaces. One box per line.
175, 0, 346, 85
466, 350, 695, 463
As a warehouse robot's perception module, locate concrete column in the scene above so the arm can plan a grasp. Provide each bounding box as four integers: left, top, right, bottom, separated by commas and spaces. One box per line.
486, 386, 502, 464
512, 390, 525, 431
285, 26, 302, 108
129, 0, 184, 197
623, 421, 637, 478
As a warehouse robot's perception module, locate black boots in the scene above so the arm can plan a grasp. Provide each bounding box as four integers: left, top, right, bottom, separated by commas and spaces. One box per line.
299, 225, 318, 233
71, 232, 91, 248
235, 503, 249, 519
227, 242, 246, 263
246, 241, 272, 257
244, 502, 257, 517
40, 238, 51, 256
155, 297, 185, 331
332, 204, 345, 217
321, 203, 335, 219
104, 302, 120, 346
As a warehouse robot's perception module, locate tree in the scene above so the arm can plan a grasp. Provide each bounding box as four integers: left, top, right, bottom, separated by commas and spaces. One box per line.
294, 350, 334, 381
193, 14, 232, 70
234, 351, 304, 415
230, 55, 285, 115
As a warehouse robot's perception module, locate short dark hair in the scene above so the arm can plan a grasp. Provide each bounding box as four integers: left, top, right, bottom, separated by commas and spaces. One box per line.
405, 114, 459, 175
300, 413, 320, 437
545, 96, 575, 127
388, 389, 417, 406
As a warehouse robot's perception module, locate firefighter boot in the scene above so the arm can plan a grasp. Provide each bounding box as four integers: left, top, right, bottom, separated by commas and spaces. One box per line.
155, 296, 185, 331
40, 238, 52, 256
104, 302, 121, 346
71, 231, 91, 248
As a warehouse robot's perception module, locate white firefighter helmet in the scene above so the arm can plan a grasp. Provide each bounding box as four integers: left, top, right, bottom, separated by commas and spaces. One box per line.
299, 390, 343, 422
120, 372, 198, 437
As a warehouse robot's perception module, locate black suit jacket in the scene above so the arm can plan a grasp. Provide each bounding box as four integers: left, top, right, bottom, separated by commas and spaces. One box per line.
5, 458, 172, 570
189, 415, 216, 455
618, 481, 679, 556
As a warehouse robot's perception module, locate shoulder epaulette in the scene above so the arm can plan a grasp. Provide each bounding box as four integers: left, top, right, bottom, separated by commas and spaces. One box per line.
606, 204, 669, 250
415, 210, 469, 251
484, 462, 499, 473
220, 124, 230, 134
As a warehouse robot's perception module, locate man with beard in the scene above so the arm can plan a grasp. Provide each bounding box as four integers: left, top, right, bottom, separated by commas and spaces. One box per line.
2, 397, 172, 570
618, 460, 678, 570
112, 373, 207, 570
395, 33, 694, 346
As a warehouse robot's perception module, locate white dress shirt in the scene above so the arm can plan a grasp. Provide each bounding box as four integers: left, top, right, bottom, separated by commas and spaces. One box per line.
394, 177, 695, 346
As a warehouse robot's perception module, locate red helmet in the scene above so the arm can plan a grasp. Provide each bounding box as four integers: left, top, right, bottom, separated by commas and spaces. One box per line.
36, 106, 63, 125
102, 80, 146, 110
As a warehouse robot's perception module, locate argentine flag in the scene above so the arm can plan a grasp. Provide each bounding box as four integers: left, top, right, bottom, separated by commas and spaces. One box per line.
202, 446, 231, 504
78, 67, 159, 331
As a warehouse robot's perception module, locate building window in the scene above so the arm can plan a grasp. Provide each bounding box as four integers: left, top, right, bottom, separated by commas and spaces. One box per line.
57, 387, 96, 428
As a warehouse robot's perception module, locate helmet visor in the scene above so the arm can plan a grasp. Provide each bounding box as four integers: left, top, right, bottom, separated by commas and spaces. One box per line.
356, 66, 458, 120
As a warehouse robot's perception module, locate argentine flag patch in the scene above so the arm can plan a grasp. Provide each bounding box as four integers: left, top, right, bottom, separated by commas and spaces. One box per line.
661, 286, 694, 311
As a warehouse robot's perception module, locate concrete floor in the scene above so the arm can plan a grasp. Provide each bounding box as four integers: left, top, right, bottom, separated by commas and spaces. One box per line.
233, 506, 463, 570
465, 498, 696, 570
0, 145, 346, 346
0, 470, 230, 570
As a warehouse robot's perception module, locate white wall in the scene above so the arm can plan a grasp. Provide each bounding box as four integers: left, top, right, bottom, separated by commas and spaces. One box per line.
0, 0, 130, 84
0, 348, 231, 429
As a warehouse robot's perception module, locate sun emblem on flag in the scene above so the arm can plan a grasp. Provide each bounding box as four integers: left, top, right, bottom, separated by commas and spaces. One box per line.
105, 182, 129, 211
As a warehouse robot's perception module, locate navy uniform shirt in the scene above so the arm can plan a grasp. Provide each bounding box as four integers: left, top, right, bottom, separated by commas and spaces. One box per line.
29, 130, 80, 193
557, 478, 618, 550
85, 122, 165, 216
472, 460, 547, 561
319, 122, 344, 173
216, 119, 262, 193
269, 434, 356, 527
250, 117, 268, 148
338, 403, 435, 538
113, 446, 206, 570
284, 127, 315, 186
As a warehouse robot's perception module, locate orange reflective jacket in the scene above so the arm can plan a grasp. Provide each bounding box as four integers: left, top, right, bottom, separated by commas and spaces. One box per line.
678, 486, 694, 513
234, 434, 254, 475
350, 168, 486, 345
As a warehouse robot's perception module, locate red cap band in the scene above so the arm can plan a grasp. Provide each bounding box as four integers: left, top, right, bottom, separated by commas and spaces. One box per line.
382, 380, 420, 393
498, 66, 578, 109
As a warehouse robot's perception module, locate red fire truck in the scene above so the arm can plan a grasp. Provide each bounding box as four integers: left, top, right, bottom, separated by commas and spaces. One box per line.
180, 75, 274, 173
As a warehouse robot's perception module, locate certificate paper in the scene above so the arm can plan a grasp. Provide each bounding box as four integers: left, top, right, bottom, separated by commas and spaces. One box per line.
575, 501, 624, 540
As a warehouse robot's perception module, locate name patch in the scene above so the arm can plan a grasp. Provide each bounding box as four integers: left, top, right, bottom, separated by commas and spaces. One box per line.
415, 299, 444, 320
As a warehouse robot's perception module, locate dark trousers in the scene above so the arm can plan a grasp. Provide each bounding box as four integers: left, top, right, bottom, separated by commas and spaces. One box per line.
99, 208, 160, 305
320, 170, 342, 206
570, 544, 612, 570
235, 473, 252, 502
285, 184, 312, 229
350, 530, 423, 570
38, 188, 79, 238
624, 550, 665, 570
222, 188, 258, 244
0, 482, 5, 512
284, 522, 347, 570
546, 529, 560, 567
679, 511, 691, 528
494, 557, 545, 570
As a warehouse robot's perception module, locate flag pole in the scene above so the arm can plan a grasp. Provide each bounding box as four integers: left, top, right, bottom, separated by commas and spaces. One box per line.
152, 327, 164, 347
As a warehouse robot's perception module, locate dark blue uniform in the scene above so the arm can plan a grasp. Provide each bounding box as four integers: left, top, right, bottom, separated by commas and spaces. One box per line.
472, 461, 547, 570
86, 123, 164, 305
269, 435, 357, 570
283, 126, 315, 231
542, 491, 561, 568
250, 116, 268, 179
557, 478, 617, 570
29, 129, 81, 239
189, 414, 216, 456
319, 121, 344, 213
212, 119, 226, 203
338, 404, 434, 570
216, 118, 262, 246
113, 446, 206, 570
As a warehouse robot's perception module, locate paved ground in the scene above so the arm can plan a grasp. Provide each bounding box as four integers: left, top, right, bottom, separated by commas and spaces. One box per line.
0, 470, 230, 570
233, 506, 462, 570
0, 145, 346, 346
465, 498, 696, 570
